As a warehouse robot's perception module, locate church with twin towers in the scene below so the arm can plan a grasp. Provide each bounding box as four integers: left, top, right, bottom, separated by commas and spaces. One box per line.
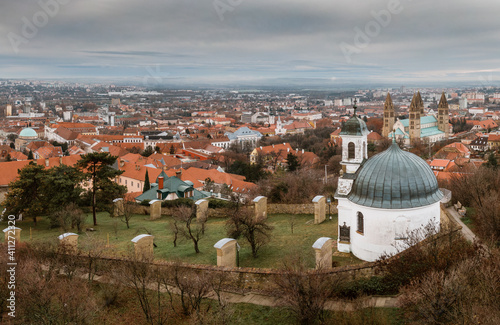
382, 91, 450, 145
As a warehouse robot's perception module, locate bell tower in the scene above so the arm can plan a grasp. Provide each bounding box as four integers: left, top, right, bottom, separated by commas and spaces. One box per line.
336, 100, 369, 197
382, 93, 395, 137
438, 92, 449, 139
409, 92, 423, 142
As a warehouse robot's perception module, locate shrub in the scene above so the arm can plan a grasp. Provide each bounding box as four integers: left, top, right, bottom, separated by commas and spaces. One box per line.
139, 199, 151, 206
207, 198, 237, 209
161, 198, 194, 208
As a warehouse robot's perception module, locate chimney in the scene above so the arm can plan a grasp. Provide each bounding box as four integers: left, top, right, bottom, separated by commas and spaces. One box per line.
158, 176, 164, 189
302, 149, 304, 154
287, 148, 290, 152
45, 158, 49, 167
176, 170, 182, 178
120, 160, 124, 167
59, 156, 62, 165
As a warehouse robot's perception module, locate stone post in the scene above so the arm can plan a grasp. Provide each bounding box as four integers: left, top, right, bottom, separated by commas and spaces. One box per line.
214, 238, 239, 267
312, 237, 333, 269
195, 199, 209, 222
131, 234, 155, 261
312, 195, 326, 224
58, 233, 79, 253
3, 227, 21, 242
113, 198, 125, 217
149, 199, 162, 220
253, 196, 267, 220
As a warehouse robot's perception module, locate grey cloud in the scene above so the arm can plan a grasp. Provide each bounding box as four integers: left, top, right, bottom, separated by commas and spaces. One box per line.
0, 0, 499, 83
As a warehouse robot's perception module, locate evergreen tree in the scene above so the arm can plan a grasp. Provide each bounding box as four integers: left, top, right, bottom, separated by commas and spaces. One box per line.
77, 152, 125, 226
287, 152, 300, 172
143, 169, 151, 193
142, 145, 154, 157
486, 153, 498, 169
43, 164, 84, 213
3, 163, 46, 225
27, 150, 34, 160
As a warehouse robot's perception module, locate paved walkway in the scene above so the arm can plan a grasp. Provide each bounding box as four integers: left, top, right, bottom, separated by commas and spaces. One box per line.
446, 207, 477, 242
87, 271, 397, 311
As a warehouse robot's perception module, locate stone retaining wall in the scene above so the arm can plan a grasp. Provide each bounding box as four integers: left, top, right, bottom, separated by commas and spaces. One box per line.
89, 255, 379, 293
265, 204, 338, 215
128, 203, 338, 218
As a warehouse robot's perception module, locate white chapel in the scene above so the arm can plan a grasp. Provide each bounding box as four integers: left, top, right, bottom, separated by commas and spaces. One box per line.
334, 103, 443, 262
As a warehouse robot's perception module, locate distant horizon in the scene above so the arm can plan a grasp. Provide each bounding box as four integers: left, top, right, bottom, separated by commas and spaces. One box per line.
1, 76, 498, 91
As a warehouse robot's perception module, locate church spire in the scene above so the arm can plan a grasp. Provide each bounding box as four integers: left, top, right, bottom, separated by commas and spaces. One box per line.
437, 91, 449, 139
409, 92, 422, 143
382, 92, 395, 138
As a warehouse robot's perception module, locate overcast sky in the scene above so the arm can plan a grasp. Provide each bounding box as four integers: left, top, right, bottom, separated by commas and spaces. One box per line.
1, 0, 500, 86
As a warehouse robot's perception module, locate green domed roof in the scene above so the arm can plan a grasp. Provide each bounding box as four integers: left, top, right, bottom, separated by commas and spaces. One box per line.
340, 115, 369, 136
19, 127, 38, 138
348, 143, 443, 209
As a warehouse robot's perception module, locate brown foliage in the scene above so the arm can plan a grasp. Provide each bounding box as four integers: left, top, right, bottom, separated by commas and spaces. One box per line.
4, 243, 100, 324
255, 169, 328, 204
448, 167, 500, 243
272, 254, 345, 325
398, 249, 500, 324
378, 223, 479, 292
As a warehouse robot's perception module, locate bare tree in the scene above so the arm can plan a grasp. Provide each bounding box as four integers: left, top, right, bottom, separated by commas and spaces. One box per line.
273, 254, 344, 325
119, 257, 168, 325
226, 207, 273, 258
169, 218, 180, 247
120, 201, 134, 229
173, 206, 206, 254
161, 261, 212, 317
80, 233, 107, 283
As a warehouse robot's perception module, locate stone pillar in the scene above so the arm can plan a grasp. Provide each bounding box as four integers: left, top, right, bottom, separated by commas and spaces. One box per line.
195, 199, 209, 222
312, 237, 333, 269
58, 233, 79, 253
149, 199, 162, 220
253, 196, 267, 220
113, 198, 125, 217
3, 227, 21, 242
214, 238, 239, 267
312, 195, 326, 224
131, 234, 154, 261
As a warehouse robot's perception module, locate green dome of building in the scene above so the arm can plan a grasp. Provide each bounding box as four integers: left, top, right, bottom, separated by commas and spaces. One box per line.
348, 143, 443, 209
19, 127, 38, 139
340, 115, 369, 136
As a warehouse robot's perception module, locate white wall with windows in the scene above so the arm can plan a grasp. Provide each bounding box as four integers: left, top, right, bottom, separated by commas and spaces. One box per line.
337, 200, 441, 262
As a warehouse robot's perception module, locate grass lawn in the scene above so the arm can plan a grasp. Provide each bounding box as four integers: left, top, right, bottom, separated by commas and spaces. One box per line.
463, 207, 477, 233
13, 211, 363, 269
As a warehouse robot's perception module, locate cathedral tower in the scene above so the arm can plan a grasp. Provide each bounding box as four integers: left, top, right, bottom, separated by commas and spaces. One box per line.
409, 92, 423, 142
382, 93, 395, 137
437, 92, 449, 139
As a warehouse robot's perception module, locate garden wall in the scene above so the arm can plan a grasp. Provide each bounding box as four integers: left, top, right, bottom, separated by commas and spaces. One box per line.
268, 203, 338, 215
128, 203, 338, 218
